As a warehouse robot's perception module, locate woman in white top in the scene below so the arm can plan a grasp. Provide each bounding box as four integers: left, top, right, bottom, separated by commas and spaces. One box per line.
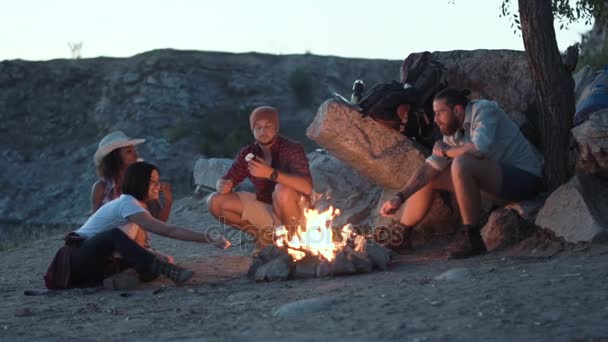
71, 161, 230, 287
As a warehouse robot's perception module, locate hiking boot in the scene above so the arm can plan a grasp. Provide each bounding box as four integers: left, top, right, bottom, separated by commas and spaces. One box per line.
149, 259, 194, 285
374, 223, 414, 254
447, 224, 487, 259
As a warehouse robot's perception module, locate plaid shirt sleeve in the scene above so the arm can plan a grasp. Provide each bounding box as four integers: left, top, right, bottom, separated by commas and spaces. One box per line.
285, 143, 313, 185
222, 147, 249, 186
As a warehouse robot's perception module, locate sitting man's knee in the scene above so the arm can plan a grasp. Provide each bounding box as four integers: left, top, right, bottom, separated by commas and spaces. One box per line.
451, 155, 475, 176
273, 184, 298, 203
206, 192, 222, 216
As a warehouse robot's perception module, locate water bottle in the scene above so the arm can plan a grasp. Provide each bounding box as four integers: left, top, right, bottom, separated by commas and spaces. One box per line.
351, 79, 365, 104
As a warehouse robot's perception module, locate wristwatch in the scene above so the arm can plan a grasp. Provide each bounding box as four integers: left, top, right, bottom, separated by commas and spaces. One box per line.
441, 145, 451, 158
269, 168, 279, 181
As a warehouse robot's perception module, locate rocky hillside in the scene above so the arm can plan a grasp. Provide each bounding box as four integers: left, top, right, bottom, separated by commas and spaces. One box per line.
0, 49, 402, 228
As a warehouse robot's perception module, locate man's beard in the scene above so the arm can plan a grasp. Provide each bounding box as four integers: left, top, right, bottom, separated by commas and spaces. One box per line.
440, 118, 460, 136
257, 135, 277, 146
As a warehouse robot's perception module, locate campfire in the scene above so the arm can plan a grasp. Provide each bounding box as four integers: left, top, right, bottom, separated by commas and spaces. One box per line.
248, 206, 392, 282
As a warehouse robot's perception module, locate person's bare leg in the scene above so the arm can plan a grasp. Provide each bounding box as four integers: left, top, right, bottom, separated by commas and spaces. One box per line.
450, 155, 502, 225
207, 192, 256, 236
400, 167, 455, 226
448, 154, 502, 258
272, 184, 302, 236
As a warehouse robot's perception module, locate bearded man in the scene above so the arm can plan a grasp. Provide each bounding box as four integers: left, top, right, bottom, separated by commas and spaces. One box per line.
379, 88, 543, 258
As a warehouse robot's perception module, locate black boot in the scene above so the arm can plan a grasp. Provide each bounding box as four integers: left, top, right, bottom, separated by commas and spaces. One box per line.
374, 222, 414, 254
447, 224, 487, 259
149, 259, 194, 285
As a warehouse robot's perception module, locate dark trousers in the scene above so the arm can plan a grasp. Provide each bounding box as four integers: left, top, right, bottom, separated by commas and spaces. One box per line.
70, 228, 156, 286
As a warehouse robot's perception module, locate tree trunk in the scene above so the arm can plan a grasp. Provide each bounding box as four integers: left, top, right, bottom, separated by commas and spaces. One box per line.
518, 0, 575, 191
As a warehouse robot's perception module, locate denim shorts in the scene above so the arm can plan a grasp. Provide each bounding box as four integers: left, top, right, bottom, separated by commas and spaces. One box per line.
499, 164, 543, 201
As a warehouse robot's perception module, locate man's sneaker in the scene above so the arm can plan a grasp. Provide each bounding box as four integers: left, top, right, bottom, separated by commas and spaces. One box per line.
447, 224, 487, 259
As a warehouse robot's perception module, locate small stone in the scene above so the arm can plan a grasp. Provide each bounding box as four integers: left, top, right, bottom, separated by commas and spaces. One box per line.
434, 268, 474, 282
294, 255, 319, 279
331, 251, 356, 275
347, 250, 373, 273
364, 241, 391, 270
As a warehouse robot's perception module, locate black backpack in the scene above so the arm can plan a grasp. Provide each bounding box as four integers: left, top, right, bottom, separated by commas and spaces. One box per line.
357, 52, 446, 148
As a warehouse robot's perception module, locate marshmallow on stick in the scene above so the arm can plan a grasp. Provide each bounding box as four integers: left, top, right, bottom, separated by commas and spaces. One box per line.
245, 153, 255, 162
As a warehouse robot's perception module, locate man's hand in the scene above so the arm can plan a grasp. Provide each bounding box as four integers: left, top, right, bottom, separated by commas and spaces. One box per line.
210, 235, 232, 249
216, 179, 234, 194
160, 182, 173, 203
248, 156, 273, 179
433, 140, 449, 157
380, 197, 405, 217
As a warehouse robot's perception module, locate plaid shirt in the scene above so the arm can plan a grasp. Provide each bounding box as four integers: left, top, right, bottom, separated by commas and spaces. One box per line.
223, 136, 312, 204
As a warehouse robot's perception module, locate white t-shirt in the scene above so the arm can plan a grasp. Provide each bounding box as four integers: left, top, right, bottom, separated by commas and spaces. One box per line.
76, 194, 147, 240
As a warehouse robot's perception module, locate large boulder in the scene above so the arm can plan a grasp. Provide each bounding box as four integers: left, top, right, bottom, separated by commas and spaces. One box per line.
535, 174, 608, 243
572, 108, 608, 178
308, 151, 382, 227
306, 99, 428, 190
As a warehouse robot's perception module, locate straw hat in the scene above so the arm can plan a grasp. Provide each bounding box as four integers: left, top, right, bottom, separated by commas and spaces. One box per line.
94, 131, 145, 166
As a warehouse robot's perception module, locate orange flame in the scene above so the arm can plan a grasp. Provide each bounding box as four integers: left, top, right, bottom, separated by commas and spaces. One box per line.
275, 206, 353, 262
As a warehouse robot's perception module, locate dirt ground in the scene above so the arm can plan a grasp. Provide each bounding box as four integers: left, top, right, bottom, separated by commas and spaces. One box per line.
1, 198, 608, 341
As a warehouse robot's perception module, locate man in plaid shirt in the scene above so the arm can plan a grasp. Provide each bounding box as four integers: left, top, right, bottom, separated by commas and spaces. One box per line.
207, 106, 313, 249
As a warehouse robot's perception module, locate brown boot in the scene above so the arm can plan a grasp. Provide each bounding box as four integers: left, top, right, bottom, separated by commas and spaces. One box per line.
374, 223, 414, 253
447, 224, 487, 259
149, 259, 193, 285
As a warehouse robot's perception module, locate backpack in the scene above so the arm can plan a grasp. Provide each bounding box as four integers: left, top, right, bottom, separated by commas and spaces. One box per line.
357, 51, 447, 148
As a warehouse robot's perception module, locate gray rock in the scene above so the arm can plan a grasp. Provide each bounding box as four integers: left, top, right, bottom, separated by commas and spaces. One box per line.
253, 257, 292, 282
294, 255, 318, 279
536, 174, 608, 243
330, 251, 356, 275
363, 241, 391, 271
272, 297, 337, 318
572, 108, 608, 178
346, 250, 373, 273
481, 208, 535, 251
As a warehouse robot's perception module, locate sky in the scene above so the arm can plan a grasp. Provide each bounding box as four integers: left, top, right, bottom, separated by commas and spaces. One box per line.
0, 0, 594, 61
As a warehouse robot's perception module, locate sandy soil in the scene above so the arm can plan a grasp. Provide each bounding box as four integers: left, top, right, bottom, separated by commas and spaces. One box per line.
1, 197, 608, 341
